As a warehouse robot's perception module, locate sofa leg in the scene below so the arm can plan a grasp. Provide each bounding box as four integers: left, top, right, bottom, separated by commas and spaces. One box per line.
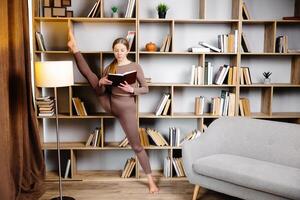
192, 185, 200, 200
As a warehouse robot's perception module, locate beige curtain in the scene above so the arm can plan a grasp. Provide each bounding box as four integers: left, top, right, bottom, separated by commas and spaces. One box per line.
0, 0, 45, 199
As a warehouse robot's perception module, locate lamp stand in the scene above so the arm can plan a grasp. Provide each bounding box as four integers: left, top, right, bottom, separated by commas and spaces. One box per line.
50, 87, 75, 200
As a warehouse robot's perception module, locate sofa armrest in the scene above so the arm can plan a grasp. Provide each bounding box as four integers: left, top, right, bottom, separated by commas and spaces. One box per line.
182, 133, 220, 184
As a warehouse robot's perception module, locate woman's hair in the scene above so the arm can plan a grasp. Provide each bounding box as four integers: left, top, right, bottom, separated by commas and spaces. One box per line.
108, 38, 129, 74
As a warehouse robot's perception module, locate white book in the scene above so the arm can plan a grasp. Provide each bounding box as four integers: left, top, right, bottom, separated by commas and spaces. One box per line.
199, 42, 221, 52
64, 159, 71, 179
207, 63, 213, 85
234, 30, 238, 53
197, 66, 203, 85
194, 66, 198, 85
223, 35, 228, 53
172, 158, 180, 177
93, 128, 99, 147
176, 127, 180, 147
190, 65, 195, 85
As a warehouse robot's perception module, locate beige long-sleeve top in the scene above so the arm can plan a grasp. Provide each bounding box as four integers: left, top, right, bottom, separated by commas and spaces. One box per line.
74, 52, 149, 96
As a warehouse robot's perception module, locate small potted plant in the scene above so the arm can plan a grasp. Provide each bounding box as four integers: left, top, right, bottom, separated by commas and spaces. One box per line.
156, 3, 169, 19
263, 72, 272, 84
111, 6, 119, 18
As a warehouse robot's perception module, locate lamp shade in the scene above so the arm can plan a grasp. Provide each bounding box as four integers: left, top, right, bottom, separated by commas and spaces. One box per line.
35, 61, 74, 87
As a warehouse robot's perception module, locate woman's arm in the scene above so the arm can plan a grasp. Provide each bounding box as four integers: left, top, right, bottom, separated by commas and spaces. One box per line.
132, 64, 149, 95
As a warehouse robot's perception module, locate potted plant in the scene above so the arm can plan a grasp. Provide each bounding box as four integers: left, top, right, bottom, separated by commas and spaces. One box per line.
156, 3, 169, 19
111, 6, 119, 18
263, 72, 272, 84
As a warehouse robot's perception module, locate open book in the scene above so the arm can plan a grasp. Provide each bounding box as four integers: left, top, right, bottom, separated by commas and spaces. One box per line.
108, 70, 137, 86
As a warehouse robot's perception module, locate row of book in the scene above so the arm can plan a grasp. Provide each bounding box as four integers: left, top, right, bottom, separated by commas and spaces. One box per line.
190, 63, 253, 86
239, 97, 251, 116
160, 34, 172, 52
36, 96, 55, 116
164, 157, 186, 178
190, 62, 213, 85
209, 90, 236, 116
72, 97, 88, 116
217, 30, 238, 53
155, 93, 171, 116
85, 127, 102, 147
119, 127, 202, 148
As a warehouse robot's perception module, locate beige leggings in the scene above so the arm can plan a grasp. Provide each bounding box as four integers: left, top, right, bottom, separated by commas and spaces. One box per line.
98, 94, 152, 175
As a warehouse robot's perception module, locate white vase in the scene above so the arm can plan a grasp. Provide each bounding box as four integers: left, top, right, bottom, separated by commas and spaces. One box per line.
264, 78, 271, 84
112, 12, 119, 18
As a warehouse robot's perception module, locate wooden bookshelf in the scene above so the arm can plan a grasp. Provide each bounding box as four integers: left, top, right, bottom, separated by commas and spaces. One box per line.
32, 0, 300, 182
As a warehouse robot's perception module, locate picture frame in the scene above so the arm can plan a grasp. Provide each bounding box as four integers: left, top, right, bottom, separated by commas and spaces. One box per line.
62, 0, 71, 7
66, 10, 73, 17
52, 7, 66, 17
43, 6, 52, 17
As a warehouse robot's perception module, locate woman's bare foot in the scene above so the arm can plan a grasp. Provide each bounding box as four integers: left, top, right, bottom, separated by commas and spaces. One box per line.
147, 174, 159, 194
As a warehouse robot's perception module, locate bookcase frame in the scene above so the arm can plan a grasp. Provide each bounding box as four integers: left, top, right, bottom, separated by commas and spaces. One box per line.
31, 0, 300, 182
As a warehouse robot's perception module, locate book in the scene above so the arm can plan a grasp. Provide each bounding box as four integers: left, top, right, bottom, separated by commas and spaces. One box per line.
242, 2, 250, 20
241, 32, 250, 52
35, 31, 46, 51
64, 159, 71, 179
108, 70, 137, 87
87, 0, 101, 18
126, 31, 136, 51
199, 42, 221, 52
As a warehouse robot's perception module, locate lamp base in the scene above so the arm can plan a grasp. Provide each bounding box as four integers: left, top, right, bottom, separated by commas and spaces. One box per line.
50, 196, 75, 200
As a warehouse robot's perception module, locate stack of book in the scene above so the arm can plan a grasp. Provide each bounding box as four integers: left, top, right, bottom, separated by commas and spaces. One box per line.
169, 127, 181, 147
36, 96, 55, 116
190, 65, 204, 85
85, 127, 102, 147
146, 128, 169, 146
276, 36, 289, 53
204, 62, 213, 85
160, 34, 172, 52
164, 156, 171, 178
188, 46, 210, 53
210, 90, 236, 116
124, 0, 135, 18
172, 157, 186, 177
121, 157, 136, 178
240, 67, 252, 85
239, 98, 251, 116
195, 96, 205, 115
118, 137, 129, 147
35, 32, 46, 51
72, 97, 88, 116
154, 93, 171, 116
139, 128, 150, 147
126, 31, 136, 51
87, 0, 101, 18
179, 129, 202, 146
217, 30, 238, 53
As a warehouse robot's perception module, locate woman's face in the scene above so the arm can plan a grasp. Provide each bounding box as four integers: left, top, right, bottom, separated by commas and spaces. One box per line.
113, 43, 129, 62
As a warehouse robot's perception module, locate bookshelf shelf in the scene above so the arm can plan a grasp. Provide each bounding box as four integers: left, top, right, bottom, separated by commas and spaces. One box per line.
33, 0, 300, 182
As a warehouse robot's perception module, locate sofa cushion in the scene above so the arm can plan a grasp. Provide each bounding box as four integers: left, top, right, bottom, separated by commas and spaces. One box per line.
193, 154, 300, 200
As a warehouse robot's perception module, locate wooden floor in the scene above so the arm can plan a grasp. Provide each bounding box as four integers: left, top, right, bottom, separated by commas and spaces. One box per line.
40, 180, 241, 200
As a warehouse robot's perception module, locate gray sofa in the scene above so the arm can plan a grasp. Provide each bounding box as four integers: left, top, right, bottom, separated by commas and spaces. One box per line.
182, 117, 300, 200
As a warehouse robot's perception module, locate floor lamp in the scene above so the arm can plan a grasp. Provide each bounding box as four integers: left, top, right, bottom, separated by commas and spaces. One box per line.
35, 61, 75, 200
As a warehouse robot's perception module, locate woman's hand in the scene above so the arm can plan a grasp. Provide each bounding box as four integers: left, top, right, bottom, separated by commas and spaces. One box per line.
67, 28, 79, 53
118, 81, 134, 93
99, 76, 112, 86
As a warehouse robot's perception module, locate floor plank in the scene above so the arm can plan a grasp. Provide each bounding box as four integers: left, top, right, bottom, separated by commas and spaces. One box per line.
40, 180, 241, 200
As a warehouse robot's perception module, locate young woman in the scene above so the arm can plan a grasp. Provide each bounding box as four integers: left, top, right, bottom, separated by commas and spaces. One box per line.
67, 30, 159, 193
